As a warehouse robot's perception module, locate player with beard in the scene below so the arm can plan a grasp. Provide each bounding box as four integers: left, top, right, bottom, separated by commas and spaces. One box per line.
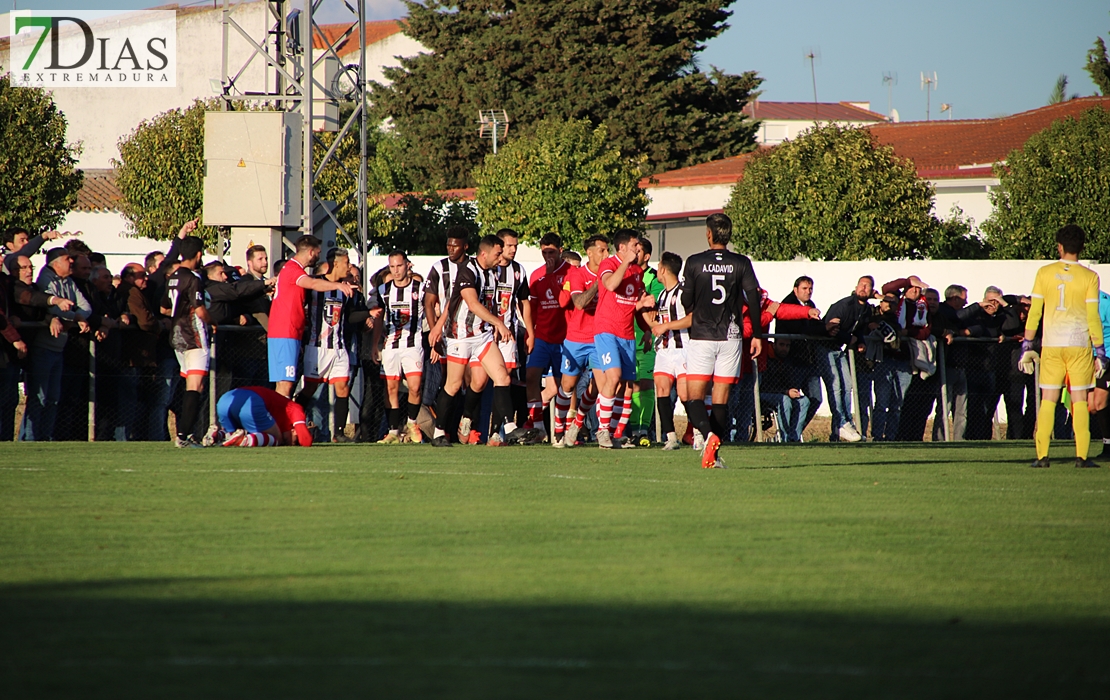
428, 235, 541, 447
494, 229, 536, 434
372, 250, 426, 444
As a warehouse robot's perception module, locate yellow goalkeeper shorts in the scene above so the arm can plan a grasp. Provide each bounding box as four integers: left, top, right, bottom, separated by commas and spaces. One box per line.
1039, 346, 1095, 391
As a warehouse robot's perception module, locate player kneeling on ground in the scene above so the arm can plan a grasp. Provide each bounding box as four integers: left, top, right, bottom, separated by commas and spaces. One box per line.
213, 386, 314, 447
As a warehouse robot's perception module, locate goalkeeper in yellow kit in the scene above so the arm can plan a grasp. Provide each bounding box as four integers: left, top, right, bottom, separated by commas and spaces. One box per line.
1020, 225, 1106, 468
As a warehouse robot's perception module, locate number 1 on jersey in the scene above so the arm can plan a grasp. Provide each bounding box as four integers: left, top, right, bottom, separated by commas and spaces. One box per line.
1056, 283, 1067, 312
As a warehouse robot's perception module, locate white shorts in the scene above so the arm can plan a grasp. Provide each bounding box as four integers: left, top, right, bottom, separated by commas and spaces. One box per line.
446, 333, 495, 367
176, 347, 209, 377
653, 347, 688, 381
303, 345, 350, 384
380, 345, 425, 381
686, 338, 741, 384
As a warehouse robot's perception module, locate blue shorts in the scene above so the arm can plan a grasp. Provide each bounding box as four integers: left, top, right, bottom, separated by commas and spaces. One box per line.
595, 333, 637, 381
217, 389, 276, 433
561, 340, 597, 378
268, 337, 301, 383
526, 338, 563, 376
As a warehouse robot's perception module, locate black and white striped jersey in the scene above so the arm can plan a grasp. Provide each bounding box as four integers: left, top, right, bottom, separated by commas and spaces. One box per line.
423, 257, 468, 317
654, 283, 688, 351
495, 260, 530, 331
445, 259, 497, 340
305, 282, 350, 350
376, 278, 424, 349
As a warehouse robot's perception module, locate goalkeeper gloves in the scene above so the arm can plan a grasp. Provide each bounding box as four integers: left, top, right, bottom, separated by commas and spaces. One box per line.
1096, 345, 1107, 378
1018, 339, 1039, 375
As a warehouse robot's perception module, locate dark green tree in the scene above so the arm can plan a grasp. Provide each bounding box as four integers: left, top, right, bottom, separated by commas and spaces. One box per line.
474, 118, 649, 250
1086, 19, 1110, 96
982, 107, 1110, 260
0, 74, 83, 235
114, 99, 215, 246
373, 191, 478, 256
371, 0, 762, 189
724, 124, 955, 261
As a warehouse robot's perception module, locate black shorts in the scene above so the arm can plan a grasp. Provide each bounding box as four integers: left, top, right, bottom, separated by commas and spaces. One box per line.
1097, 376, 1109, 391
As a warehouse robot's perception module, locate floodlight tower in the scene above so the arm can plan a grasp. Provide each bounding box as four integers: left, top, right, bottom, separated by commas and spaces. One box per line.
479, 110, 510, 154
215, 0, 372, 263
921, 71, 937, 121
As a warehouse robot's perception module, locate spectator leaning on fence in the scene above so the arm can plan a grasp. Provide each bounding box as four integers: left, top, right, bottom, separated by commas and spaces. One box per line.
776, 276, 825, 434
822, 277, 874, 442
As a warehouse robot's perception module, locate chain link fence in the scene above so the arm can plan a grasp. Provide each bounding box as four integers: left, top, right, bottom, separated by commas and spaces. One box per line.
2, 327, 1071, 445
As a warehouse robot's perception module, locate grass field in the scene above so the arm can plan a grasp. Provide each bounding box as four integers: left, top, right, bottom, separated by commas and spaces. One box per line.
1, 440, 1109, 698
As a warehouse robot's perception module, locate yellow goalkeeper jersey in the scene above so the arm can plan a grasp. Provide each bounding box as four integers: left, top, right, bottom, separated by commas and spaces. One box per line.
1025, 260, 1103, 349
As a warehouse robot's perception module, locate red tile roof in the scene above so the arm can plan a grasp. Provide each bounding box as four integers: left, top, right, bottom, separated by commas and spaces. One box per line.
74, 169, 122, 212
870, 96, 1110, 176
648, 97, 1110, 188
743, 101, 888, 122
377, 188, 477, 209
313, 20, 406, 58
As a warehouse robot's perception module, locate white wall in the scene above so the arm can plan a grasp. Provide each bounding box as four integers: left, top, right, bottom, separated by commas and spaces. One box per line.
757, 119, 879, 145
357, 31, 425, 86
644, 183, 732, 218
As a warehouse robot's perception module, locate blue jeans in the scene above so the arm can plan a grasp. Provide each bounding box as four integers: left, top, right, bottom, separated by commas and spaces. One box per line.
729, 373, 756, 442
819, 349, 853, 436
788, 363, 823, 431
0, 362, 21, 441
20, 349, 63, 441
767, 392, 810, 442
873, 359, 912, 441
149, 354, 180, 442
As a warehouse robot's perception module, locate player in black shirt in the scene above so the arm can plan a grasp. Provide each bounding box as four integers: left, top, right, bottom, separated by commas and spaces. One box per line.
678, 213, 763, 468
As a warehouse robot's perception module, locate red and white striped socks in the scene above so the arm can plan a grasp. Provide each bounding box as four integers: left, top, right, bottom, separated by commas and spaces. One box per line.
553, 389, 572, 433
574, 392, 596, 428
241, 432, 278, 447
597, 395, 615, 431
526, 401, 544, 431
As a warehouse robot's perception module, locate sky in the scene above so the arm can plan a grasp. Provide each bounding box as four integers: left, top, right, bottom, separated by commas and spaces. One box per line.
8, 0, 1109, 121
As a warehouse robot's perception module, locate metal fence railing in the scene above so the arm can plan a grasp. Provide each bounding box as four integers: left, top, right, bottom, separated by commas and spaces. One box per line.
0, 326, 1063, 444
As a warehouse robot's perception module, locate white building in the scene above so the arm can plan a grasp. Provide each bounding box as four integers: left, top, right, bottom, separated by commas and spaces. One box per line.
743, 100, 887, 145
0, 1, 423, 271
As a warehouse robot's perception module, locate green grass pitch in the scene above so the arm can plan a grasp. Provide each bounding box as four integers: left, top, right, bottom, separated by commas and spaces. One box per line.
1, 440, 1109, 698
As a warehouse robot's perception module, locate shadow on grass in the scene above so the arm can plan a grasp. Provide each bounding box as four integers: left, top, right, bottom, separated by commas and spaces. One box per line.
2, 578, 1107, 699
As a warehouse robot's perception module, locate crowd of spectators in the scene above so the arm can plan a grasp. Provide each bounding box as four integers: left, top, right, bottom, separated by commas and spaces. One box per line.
760, 274, 1041, 443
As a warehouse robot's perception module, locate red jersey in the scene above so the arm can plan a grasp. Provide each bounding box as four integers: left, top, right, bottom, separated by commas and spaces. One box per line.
243, 386, 312, 446
268, 259, 309, 340
562, 264, 599, 344
594, 255, 644, 340
529, 260, 570, 344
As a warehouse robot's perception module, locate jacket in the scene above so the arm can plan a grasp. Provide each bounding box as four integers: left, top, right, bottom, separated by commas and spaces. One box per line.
34, 266, 92, 353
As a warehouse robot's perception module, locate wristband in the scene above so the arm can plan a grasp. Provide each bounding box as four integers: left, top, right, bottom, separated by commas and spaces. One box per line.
1021, 339, 1034, 353
1096, 345, 1107, 360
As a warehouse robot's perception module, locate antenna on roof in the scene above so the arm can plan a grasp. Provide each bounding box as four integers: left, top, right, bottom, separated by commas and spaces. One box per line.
921, 71, 937, 121
882, 72, 898, 121
804, 47, 822, 122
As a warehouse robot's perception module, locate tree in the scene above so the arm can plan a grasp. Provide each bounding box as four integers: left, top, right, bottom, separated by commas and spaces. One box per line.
371, 0, 762, 189
474, 118, 649, 250
372, 191, 478, 256
0, 74, 83, 235
1049, 74, 1078, 104
982, 107, 1110, 260
723, 124, 948, 261
113, 99, 215, 247
1086, 20, 1110, 96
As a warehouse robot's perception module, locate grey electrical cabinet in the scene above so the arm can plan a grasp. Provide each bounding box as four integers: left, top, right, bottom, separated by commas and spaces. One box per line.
203, 111, 303, 228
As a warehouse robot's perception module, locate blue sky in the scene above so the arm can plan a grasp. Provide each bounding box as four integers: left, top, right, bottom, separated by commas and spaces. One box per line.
10, 0, 1109, 120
